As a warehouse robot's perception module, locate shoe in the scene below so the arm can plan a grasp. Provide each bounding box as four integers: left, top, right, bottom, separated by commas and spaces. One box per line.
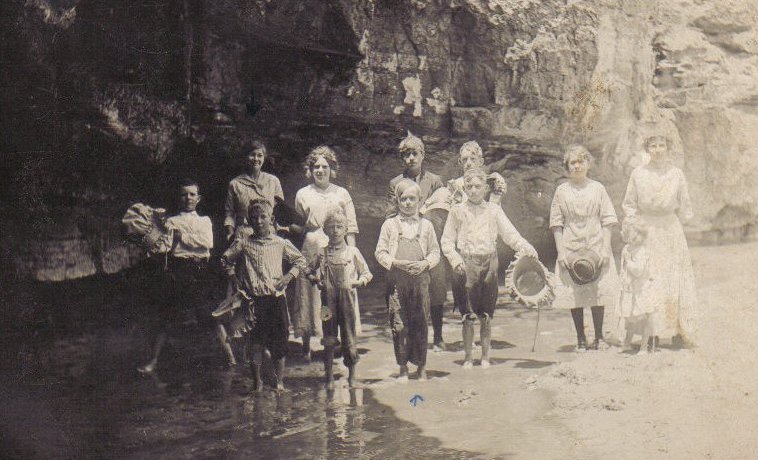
577, 338, 587, 350
587, 338, 600, 351
432, 341, 447, 352
462, 360, 473, 369
480, 359, 490, 369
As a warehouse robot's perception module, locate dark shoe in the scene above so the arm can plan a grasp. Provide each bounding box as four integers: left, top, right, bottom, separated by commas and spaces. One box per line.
577, 338, 587, 350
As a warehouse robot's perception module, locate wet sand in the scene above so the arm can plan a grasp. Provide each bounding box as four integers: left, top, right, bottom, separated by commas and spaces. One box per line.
3, 242, 757, 459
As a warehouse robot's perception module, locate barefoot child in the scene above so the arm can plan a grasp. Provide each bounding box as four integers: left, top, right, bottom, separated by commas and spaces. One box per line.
309, 209, 372, 389
376, 179, 441, 381
138, 179, 214, 374
441, 168, 538, 368
221, 199, 306, 391
618, 218, 658, 354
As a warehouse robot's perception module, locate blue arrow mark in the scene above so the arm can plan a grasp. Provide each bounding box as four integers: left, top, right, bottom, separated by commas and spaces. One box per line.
409, 394, 424, 407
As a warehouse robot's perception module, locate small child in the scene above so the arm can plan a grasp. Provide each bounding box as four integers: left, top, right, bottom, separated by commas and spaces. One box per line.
618, 218, 658, 354
221, 199, 306, 391
441, 168, 537, 369
138, 179, 214, 374
309, 209, 372, 389
376, 179, 441, 381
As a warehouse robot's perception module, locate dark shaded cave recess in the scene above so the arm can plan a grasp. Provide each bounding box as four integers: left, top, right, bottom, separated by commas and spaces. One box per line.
201, 0, 363, 128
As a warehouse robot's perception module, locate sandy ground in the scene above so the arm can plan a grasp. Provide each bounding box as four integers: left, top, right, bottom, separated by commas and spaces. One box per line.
346, 241, 758, 460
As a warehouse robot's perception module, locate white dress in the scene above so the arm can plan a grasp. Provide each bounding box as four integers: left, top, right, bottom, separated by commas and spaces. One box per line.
549, 180, 620, 310
622, 163, 696, 341
292, 183, 360, 338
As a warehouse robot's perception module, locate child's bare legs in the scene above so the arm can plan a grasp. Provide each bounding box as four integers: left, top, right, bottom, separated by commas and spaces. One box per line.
621, 330, 634, 352
250, 345, 264, 392
462, 315, 475, 369
302, 332, 311, 362
416, 365, 427, 380
215, 323, 237, 366
348, 364, 358, 387
138, 332, 166, 373
274, 357, 286, 391
399, 364, 409, 380
638, 318, 651, 355
480, 313, 491, 368
324, 344, 335, 389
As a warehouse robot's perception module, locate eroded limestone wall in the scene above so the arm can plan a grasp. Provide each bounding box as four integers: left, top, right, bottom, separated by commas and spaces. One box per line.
2, 0, 756, 281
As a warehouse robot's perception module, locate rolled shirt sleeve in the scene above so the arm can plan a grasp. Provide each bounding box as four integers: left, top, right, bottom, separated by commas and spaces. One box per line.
441, 207, 464, 270
374, 219, 396, 270
282, 239, 307, 278
352, 247, 373, 285
220, 238, 242, 276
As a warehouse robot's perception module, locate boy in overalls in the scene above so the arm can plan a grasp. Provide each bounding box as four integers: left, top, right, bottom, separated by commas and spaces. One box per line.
376, 179, 441, 381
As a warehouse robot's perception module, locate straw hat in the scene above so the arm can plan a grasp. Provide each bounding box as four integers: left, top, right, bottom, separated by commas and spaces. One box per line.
566, 248, 602, 285
505, 255, 555, 308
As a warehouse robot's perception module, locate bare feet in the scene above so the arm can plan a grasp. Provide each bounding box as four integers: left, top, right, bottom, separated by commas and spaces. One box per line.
275, 382, 285, 392
326, 378, 335, 390
137, 361, 157, 374
398, 365, 409, 382
480, 359, 490, 369
462, 360, 473, 370
253, 379, 264, 392
417, 367, 427, 381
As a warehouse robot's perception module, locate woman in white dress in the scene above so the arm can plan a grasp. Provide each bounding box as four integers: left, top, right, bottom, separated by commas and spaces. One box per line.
550, 145, 620, 350
622, 135, 696, 348
292, 146, 359, 360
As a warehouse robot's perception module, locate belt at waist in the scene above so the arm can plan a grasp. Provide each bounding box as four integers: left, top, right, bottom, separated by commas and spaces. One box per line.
167, 256, 209, 269
460, 252, 497, 262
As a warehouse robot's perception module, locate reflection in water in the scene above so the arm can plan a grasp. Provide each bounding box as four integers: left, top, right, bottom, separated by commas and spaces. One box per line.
7, 333, 482, 460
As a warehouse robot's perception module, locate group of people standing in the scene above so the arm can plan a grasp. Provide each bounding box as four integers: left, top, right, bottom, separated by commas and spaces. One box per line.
135, 130, 697, 391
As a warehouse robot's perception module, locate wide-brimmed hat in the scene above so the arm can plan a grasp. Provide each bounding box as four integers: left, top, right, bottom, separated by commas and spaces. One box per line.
566, 248, 602, 285
505, 255, 554, 307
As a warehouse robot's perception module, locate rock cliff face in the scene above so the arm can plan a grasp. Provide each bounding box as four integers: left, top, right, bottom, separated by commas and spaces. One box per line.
2, 0, 757, 281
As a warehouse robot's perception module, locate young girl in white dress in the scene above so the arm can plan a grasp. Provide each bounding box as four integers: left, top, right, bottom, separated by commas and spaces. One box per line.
618, 218, 658, 354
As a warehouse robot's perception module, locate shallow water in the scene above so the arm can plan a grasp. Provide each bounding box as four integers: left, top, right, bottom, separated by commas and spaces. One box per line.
3, 329, 486, 459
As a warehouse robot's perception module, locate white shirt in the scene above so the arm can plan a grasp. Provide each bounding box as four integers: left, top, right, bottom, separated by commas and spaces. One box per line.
375, 215, 440, 270
441, 201, 528, 269
164, 211, 214, 260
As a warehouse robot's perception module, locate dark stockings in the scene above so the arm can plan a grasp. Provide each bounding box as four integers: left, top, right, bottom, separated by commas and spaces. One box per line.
430, 304, 444, 344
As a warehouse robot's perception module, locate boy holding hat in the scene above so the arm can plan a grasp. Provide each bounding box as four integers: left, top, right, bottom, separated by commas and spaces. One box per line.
441, 168, 537, 369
